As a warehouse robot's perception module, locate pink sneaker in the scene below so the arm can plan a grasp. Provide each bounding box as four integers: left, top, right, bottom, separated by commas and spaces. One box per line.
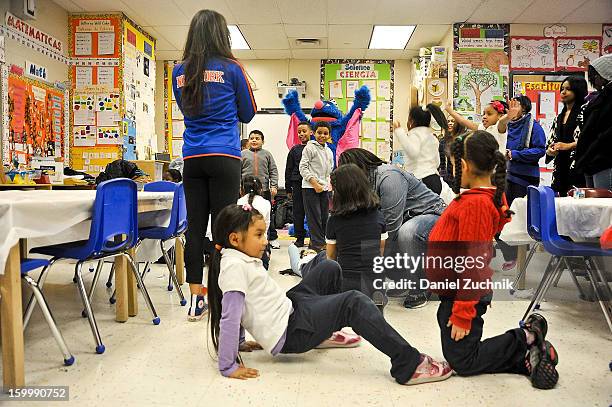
404, 354, 453, 385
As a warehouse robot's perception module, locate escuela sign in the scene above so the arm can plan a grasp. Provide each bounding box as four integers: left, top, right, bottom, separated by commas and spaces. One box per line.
5, 12, 63, 53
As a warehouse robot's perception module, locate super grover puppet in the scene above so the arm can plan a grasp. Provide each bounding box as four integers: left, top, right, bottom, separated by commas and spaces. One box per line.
282, 85, 371, 164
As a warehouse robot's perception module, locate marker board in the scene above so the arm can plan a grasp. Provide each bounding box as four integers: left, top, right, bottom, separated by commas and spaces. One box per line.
243, 112, 293, 189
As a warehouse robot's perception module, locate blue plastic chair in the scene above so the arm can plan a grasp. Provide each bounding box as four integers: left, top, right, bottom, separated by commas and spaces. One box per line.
26, 178, 160, 354
522, 186, 612, 334
21, 258, 75, 366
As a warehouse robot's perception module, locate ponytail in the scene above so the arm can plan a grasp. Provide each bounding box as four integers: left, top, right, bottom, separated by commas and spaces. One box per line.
451, 136, 465, 196
426, 103, 449, 138
493, 150, 512, 218
241, 175, 263, 206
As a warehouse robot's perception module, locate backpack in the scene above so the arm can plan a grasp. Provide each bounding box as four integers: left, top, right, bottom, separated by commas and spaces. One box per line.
272, 198, 293, 229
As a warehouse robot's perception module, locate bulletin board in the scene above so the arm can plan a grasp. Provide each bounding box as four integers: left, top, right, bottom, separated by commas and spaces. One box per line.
453, 24, 509, 119
6, 73, 66, 166
123, 19, 156, 159
555, 37, 601, 71
320, 60, 393, 161
603, 24, 612, 55
164, 60, 184, 159
68, 14, 123, 171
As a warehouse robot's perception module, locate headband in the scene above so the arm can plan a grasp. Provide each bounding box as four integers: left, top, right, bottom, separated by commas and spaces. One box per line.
490, 100, 506, 114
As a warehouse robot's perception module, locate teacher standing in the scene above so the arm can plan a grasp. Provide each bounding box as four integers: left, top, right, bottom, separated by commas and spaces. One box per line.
172, 9, 257, 321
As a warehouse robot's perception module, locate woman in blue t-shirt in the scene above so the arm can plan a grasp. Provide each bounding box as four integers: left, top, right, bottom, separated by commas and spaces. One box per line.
172, 10, 257, 321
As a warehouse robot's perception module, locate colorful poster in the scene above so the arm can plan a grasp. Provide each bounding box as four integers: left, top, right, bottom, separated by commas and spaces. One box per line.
454, 23, 509, 52
73, 125, 96, 146
122, 118, 136, 160
510, 37, 555, 71
73, 93, 96, 126
603, 24, 612, 55
97, 126, 121, 144
96, 92, 120, 112
555, 37, 601, 71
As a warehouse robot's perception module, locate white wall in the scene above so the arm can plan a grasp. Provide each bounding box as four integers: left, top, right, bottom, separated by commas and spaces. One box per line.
0, 0, 69, 84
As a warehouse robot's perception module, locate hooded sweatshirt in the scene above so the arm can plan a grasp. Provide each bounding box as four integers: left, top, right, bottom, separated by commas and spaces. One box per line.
426, 188, 511, 330
393, 126, 440, 179
299, 140, 333, 190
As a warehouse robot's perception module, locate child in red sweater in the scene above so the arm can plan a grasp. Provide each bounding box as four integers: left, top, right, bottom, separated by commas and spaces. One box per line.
426, 130, 559, 390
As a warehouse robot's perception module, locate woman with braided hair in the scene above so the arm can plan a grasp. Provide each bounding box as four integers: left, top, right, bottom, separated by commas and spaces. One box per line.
425, 130, 559, 389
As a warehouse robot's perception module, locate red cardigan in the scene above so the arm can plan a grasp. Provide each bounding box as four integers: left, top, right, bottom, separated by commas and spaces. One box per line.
426, 188, 510, 330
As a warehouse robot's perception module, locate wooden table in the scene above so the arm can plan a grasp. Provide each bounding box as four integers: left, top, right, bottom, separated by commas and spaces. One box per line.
0, 190, 175, 390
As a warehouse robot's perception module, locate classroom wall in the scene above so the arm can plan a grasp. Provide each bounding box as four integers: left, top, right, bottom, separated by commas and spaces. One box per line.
155, 60, 166, 151
0, 0, 69, 83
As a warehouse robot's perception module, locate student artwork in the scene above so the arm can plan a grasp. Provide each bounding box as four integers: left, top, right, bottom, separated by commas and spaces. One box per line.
96, 93, 120, 112
73, 125, 96, 146
282, 85, 371, 164
555, 37, 601, 71
458, 68, 501, 114
603, 25, 612, 55
73, 93, 96, 125
97, 126, 121, 145
510, 37, 555, 71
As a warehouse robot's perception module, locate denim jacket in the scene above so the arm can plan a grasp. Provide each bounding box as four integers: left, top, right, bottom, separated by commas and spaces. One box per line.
374, 164, 446, 241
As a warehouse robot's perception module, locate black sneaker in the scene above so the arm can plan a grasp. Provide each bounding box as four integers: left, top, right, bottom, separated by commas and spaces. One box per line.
528, 341, 559, 389
294, 239, 305, 248
523, 313, 548, 349
403, 292, 430, 309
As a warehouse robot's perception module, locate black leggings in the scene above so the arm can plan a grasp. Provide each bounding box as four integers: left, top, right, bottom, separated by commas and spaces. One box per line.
281, 257, 421, 384
421, 174, 442, 195
183, 156, 241, 285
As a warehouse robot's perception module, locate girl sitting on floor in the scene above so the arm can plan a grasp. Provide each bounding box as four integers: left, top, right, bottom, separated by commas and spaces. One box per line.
426, 130, 559, 390
207, 204, 452, 384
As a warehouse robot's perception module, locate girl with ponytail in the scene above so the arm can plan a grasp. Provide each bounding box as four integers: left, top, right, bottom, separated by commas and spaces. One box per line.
237, 175, 271, 269
425, 130, 558, 389
392, 104, 448, 194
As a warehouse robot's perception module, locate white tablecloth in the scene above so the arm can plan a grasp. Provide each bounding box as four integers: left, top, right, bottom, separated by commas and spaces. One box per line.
499, 196, 612, 245
0, 190, 173, 274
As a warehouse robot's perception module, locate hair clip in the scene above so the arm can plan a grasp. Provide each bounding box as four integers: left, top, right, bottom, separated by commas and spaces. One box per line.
490, 100, 505, 113
215, 244, 223, 251
242, 203, 252, 211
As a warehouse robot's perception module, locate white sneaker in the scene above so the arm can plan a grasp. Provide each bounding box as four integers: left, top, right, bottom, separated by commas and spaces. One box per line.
270, 240, 281, 249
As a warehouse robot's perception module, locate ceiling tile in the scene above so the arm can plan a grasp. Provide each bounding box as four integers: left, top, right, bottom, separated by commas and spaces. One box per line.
234, 50, 257, 59
52, 0, 84, 12
327, 0, 376, 24
328, 49, 366, 59
283, 24, 328, 38
375, 0, 481, 24
328, 25, 373, 49
156, 50, 182, 60
118, 0, 188, 25
406, 25, 450, 49
254, 49, 292, 59
69, 0, 130, 12
468, 0, 532, 23
278, 0, 327, 24
153, 26, 190, 50
364, 49, 404, 59
142, 27, 175, 51
225, 0, 282, 24
561, 0, 612, 23
174, 0, 237, 24
240, 25, 289, 49
291, 49, 329, 59
514, 0, 587, 23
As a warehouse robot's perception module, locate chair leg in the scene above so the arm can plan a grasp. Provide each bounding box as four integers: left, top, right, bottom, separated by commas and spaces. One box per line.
23, 258, 57, 330
22, 275, 75, 365
140, 261, 151, 281
105, 263, 115, 288
522, 256, 562, 321
534, 256, 565, 311
583, 257, 612, 335
122, 253, 160, 324
82, 260, 105, 317
161, 240, 186, 306
565, 257, 589, 301
511, 242, 538, 294
74, 262, 105, 354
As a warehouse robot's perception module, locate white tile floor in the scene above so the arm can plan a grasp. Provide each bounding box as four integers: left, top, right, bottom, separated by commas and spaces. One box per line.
2, 241, 611, 407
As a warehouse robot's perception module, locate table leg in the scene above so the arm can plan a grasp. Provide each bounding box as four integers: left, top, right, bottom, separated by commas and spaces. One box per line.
126, 248, 138, 317
516, 244, 528, 290
114, 255, 128, 322
175, 238, 185, 286
0, 243, 25, 389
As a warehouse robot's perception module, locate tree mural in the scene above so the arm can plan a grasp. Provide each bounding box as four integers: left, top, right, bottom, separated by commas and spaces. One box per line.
461, 68, 498, 114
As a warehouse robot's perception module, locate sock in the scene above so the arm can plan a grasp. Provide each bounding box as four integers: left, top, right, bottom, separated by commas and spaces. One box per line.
523, 328, 535, 345
190, 294, 200, 308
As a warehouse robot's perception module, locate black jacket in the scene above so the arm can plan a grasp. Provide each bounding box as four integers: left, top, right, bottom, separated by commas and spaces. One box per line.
285, 143, 306, 191
574, 85, 612, 175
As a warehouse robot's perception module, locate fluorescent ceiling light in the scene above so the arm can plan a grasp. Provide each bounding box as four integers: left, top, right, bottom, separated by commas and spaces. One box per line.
228, 25, 250, 50
369, 25, 416, 49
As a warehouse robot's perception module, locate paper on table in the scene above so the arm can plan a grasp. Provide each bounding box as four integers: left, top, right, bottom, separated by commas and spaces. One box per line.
362, 121, 377, 139
75, 66, 93, 89
75, 32, 92, 56
97, 32, 115, 55
377, 101, 391, 120
377, 80, 391, 100
376, 121, 391, 141
346, 81, 359, 96
97, 67, 115, 89
329, 80, 343, 99
73, 125, 96, 146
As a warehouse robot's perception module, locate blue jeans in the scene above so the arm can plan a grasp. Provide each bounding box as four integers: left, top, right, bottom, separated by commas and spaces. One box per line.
585, 168, 612, 190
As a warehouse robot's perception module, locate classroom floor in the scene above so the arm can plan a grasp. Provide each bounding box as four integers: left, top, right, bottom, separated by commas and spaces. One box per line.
2, 240, 611, 407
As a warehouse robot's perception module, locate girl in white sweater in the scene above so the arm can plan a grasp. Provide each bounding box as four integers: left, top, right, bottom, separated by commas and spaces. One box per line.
393, 104, 448, 194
